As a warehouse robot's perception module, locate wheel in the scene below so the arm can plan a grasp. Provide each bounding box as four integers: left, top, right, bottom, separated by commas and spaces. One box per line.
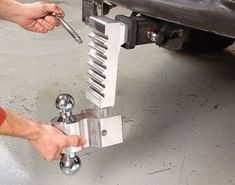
181, 29, 234, 53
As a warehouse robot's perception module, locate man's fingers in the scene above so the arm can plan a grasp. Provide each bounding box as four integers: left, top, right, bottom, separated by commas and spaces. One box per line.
34, 22, 48, 33
63, 136, 86, 147
43, 3, 64, 16
44, 16, 59, 27
55, 152, 62, 160
37, 19, 54, 31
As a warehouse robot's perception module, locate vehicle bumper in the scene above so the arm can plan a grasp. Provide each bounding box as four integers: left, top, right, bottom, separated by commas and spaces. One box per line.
108, 0, 235, 38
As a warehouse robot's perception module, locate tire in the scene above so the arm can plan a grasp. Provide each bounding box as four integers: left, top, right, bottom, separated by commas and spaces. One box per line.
182, 29, 234, 53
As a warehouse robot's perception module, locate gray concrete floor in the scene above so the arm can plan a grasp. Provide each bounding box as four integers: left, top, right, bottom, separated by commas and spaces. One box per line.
1, 1, 235, 185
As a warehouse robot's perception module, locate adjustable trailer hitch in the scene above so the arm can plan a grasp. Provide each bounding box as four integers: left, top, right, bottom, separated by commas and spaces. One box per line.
51, 15, 128, 175
51, 94, 123, 175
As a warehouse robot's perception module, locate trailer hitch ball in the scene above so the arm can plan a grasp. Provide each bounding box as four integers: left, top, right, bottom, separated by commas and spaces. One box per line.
60, 153, 81, 175
55, 94, 82, 175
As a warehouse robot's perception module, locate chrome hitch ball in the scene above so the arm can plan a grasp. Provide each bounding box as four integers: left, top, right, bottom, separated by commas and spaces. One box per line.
53, 94, 82, 175
60, 153, 81, 176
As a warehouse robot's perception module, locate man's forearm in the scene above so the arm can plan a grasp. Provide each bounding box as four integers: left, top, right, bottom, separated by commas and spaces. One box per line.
0, 108, 41, 141
0, 0, 23, 23
0, 107, 86, 161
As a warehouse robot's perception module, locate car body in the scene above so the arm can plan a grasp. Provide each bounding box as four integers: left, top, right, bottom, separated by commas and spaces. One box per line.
82, 0, 235, 52
108, 0, 235, 39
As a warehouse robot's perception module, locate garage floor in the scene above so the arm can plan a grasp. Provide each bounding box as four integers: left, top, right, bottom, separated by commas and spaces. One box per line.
1, 1, 235, 185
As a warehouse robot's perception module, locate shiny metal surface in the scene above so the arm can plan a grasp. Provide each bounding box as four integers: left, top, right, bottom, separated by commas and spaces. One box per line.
86, 16, 127, 108
55, 14, 83, 44
147, 31, 160, 43
55, 93, 75, 119
52, 108, 123, 150
52, 94, 123, 175
59, 153, 81, 176
79, 111, 123, 148
53, 94, 82, 175
55, 94, 74, 113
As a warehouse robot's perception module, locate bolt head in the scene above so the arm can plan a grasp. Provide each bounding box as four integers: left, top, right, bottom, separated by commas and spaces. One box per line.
149, 32, 158, 42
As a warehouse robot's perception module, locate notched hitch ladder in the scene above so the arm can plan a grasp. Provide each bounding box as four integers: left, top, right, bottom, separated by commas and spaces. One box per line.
86, 16, 128, 108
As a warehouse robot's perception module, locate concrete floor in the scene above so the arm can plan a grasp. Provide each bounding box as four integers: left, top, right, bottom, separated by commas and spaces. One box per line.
1, 1, 235, 185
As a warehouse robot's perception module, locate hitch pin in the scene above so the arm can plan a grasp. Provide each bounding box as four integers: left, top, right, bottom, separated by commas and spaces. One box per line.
54, 14, 83, 44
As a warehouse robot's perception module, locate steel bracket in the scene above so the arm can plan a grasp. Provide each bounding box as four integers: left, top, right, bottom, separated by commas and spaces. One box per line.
51, 108, 123, 154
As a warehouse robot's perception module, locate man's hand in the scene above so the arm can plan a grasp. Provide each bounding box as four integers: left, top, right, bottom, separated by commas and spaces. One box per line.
0, 0, 64, 33
0, 108, 86, 161
15, 2, 64, 33
29, 124, 86, 161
